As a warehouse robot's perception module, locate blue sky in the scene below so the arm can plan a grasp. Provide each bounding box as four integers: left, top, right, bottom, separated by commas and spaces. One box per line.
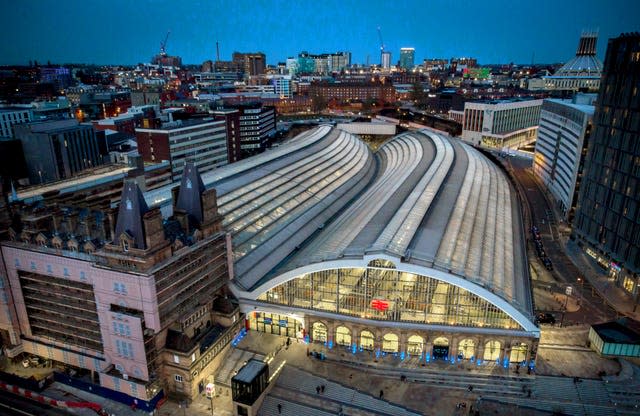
0, 0, 638, 66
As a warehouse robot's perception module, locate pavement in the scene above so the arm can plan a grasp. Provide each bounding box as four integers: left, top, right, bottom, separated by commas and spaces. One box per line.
526, 162, 640, 322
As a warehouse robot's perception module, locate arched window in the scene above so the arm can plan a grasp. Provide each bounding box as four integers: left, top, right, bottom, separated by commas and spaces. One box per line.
484, 340, 501, 361
360, 330, 374, 351
122, 239, 129, 252
509, 342, 528, 363
382, 333, 399, 353
407, 335, 424, 355
335, 326, 351, 347
433, 336, 449, 346
312, 322, 327, 343
458, 339, 475, 359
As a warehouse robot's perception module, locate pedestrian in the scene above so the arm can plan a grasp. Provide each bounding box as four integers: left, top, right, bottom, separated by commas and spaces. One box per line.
321, 384, 325, 393
379, 389, 383, 399
316, 385, 321, 394
277, 403, 282, 414
468, 384, 473, 392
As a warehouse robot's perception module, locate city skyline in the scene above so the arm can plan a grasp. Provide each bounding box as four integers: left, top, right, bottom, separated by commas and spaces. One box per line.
0, 0, 638, 66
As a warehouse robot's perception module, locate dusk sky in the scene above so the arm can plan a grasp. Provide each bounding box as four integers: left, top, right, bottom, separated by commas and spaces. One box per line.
1, 0, 639, 66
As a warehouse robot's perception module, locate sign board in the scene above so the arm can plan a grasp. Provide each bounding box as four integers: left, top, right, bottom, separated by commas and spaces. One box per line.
565, 286, 573, 296
206, 383, 215, 398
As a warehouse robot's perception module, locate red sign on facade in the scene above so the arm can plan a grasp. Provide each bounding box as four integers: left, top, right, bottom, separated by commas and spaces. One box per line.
370, 299, 389, 311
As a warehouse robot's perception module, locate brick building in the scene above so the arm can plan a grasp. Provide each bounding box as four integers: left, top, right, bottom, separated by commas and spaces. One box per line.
309, 79, 397, 104
0, 162, 240, 409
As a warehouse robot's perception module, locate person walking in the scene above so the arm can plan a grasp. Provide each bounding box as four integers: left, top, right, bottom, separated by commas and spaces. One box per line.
379, 389, 384, 399
277, 403, 282, 414
316, 385, 321, 394
320, 384, 325, 393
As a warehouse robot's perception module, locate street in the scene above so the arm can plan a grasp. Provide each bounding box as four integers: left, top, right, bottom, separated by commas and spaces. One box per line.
499, 154, 618, 325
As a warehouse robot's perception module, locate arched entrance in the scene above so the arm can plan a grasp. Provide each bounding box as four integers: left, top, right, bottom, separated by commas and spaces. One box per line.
510, 343, 528, 363
382, 333, 399, 353
458, 339, 475, 359
312, 322, 327, 343
407, 335, 424, 355
484, 340, 501, 361
336, 326, 351, 347
432, 336, 449, 359
360, 330, 374, 351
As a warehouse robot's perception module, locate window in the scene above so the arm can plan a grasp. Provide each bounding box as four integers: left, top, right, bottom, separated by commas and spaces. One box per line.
173, 354, 180, 364
174, 374, 183, 383
122, 240, 129, 252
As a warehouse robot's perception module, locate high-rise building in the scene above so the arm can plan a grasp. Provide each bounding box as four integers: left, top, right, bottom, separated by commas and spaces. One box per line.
381, 51, 392, 71
533, 94, 595, 221
400, 48, 415, 70
232, 52, 266, 77
14, 119, 105, 184
233, 103, 276, 157
135, 119, 228, 182
572, 33, 640, 300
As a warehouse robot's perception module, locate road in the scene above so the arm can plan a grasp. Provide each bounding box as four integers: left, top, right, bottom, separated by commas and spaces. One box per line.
500, 155, 618, 325
0, 389, 70, 416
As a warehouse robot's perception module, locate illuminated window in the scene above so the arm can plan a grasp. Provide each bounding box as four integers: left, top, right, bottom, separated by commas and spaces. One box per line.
360, 330, 374, 351
382, 333, 399, 353
335, 326, 351, 347
312, 322, 327, 343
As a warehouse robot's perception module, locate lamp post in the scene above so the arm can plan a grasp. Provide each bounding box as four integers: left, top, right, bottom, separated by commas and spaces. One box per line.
577, 277, 584, 303
559, 286, 572, 328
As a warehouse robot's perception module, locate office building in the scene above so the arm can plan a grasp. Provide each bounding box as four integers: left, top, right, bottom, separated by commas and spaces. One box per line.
233, 103, 276, 157
381, 51, 392, 71
0, 106, 33, 138
533, 94, 595, 221
211, 109, 241, 163
14, 119, 105, 185
461, 99, 542, 148
0, 162, 239, 408
572, 33, 640, 300
400, 48, 415, 70
272, 76, 292, 98
135, 119, 228, 182
232, 52, 266, 77
309, 79, 397, 104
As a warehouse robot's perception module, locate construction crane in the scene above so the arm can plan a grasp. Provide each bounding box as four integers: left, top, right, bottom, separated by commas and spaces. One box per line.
160, 30, 170, 57
377, 26, 385, 53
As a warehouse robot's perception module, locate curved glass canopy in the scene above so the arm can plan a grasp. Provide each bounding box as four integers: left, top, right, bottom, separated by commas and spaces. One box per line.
256, 265, 521, 330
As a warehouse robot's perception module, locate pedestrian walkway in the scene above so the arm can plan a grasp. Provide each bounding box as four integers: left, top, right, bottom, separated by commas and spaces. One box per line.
527, 168, 640, 322
262, 365, 421, 416
564, 239, 640, 321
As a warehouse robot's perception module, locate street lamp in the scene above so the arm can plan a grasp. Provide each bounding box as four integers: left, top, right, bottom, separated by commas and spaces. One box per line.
577, 277, 584, 302
559, 286, 573, 328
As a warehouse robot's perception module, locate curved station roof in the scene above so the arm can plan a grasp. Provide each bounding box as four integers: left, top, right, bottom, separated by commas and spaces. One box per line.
147, 125, 535, 333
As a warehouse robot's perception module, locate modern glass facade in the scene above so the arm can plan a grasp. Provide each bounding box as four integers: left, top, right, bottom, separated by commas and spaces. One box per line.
573, 34, 640, 298
256, 262, 521, 330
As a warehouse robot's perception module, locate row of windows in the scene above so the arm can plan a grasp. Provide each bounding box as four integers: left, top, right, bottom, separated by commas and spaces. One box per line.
115, 339, 134, 358
258, 267, 521, 330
